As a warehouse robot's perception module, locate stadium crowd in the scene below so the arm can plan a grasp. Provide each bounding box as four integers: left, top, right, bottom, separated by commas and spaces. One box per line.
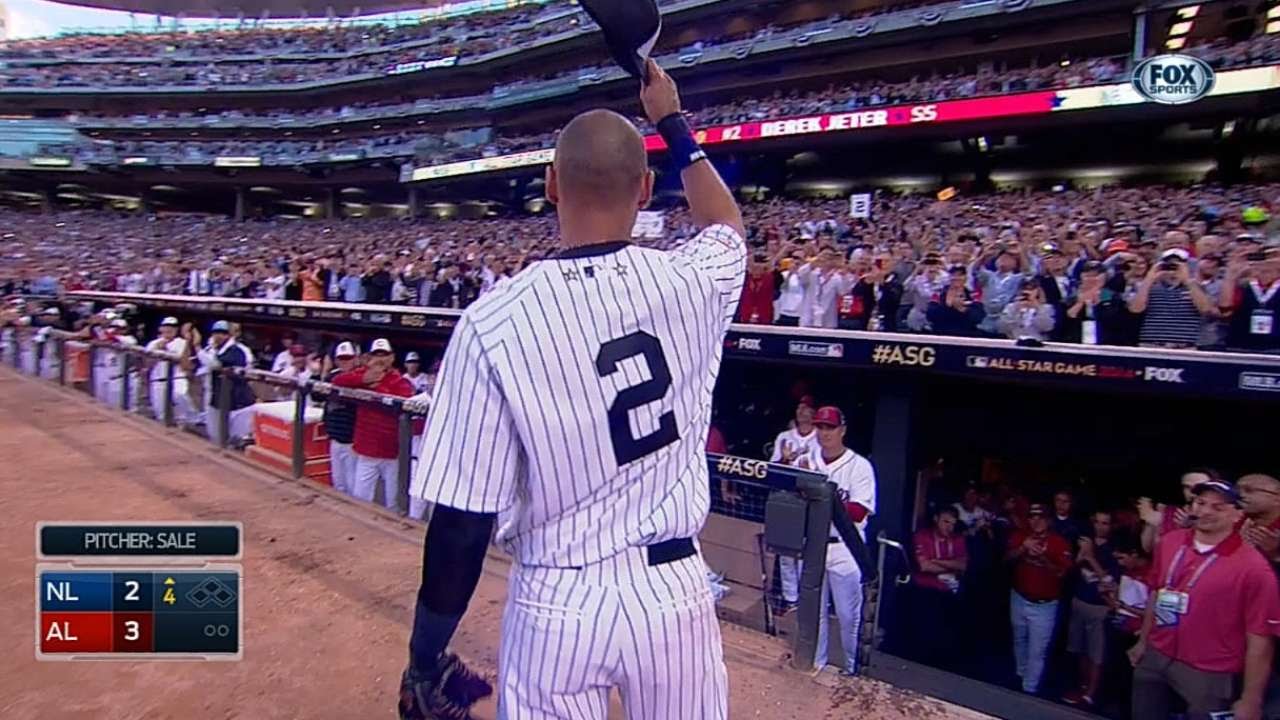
3, 0, 1274, 91
31, 51, 1141, 167
3, 181, 1278, 353
35, 29, 1280, 169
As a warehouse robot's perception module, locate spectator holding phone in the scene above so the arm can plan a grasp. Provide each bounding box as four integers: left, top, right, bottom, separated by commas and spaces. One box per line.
998, 278, 1056, 341
1221, 246, 1280, 353
1129, 249, 1218, 348
737, 252, 778, 324
975, 244, 1027, 337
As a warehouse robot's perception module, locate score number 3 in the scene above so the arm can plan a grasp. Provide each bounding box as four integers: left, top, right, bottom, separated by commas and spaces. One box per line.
595, 331, 679, 466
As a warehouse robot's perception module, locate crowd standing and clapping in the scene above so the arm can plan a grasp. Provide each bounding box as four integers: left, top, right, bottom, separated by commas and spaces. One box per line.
8, 181, 1277, 352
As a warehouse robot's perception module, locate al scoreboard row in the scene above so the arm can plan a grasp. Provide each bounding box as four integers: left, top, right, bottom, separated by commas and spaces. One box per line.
35, 522, 243, 661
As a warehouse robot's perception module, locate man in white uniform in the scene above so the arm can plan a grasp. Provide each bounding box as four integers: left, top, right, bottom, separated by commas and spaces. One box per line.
97, 318, 138, 408
809, 405, 877, 676
144, 316, 193, 425
400, 60, 746, 720
770, 398, 820, 611
403, 352, 431, 394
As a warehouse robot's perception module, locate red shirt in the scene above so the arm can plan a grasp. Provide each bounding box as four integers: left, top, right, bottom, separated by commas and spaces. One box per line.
331, 368, 413, 459
1148, 529, 1280, 673
1007, 530, 1073, 601
913, 528, 967, 592
736, 273, 775, 324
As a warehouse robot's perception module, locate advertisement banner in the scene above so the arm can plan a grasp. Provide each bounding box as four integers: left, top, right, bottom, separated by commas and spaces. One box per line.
384, 56, 458, 75
214, 156, 262, 168
402, 63, 1280, 183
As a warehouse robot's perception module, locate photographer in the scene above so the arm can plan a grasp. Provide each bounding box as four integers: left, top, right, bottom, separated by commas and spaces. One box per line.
1220, 246, 1280, 353
1128, 249, 1217, 349
906, 252, 950, 332
998, 278, 1056, 341
974, 242, 1029, 337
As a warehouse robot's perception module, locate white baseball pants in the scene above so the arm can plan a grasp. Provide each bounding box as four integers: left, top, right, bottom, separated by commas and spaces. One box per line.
407, 443, 432, 521
353, 454, 402, 512
814, 541, 864, 674
498, 546, 728, 720
779, 555, 800, 604
149, 378, 194, 425
328, 440, 357, 495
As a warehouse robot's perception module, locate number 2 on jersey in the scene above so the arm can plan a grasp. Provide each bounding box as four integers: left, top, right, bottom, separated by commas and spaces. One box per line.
595, 331, 679, 466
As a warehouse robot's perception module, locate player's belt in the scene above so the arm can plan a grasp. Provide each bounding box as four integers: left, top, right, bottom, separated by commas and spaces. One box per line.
646, 537, 695, 567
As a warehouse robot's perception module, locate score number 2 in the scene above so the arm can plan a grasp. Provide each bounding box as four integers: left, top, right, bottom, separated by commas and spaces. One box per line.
595, 331, 679, 466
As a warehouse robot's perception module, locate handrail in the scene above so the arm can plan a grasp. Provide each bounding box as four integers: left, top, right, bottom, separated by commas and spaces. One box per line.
59, 290, 1280, 368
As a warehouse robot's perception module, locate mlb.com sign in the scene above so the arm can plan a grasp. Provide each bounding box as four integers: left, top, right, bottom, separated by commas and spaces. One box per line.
1132, 54, 1215, 105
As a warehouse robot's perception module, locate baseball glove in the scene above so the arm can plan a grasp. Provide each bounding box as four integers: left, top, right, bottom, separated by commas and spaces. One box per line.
399, 652, 494, 720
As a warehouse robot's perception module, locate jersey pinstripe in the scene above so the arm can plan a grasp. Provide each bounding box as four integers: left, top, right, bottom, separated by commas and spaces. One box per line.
411, 224, 746, 569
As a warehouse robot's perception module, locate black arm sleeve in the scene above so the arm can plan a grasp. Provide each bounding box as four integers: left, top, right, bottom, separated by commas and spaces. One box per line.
420, 506, 495, 616
407, 506, 495, 675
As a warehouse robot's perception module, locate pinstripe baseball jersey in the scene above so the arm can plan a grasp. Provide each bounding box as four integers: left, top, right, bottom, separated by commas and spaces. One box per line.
411, 223, 747, 568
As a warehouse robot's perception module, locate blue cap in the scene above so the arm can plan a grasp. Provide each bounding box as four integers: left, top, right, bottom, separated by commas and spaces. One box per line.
1192, 480, 1240, 504
210, 320, 231, 333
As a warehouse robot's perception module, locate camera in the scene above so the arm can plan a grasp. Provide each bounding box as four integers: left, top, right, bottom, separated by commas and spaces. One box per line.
1246, 251, 1267, 262
1158, 261, 1179, 272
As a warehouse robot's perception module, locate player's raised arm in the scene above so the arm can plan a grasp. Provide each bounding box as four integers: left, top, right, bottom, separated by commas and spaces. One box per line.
642, 59, 745, 240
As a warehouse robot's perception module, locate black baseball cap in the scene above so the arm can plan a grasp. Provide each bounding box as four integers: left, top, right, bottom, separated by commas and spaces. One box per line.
1080, 260, 1106, 274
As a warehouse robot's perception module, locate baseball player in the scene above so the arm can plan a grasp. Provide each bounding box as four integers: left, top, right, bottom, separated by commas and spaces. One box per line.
807, 406, 877, 676
144, 316, 194, 425
96, 318, 138, 408
400, 58, 746, 720
317, 341, 359, 495
331, 338, 413, 510
196, 320, 257, 444
403, 352, 431, 394
770, 398, 820, 611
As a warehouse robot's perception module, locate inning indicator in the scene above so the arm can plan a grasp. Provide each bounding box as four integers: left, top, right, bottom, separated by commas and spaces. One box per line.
36, 522, 243, 661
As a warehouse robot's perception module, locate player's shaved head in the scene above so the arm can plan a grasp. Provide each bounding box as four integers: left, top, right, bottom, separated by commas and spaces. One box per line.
552, 110, 648, 208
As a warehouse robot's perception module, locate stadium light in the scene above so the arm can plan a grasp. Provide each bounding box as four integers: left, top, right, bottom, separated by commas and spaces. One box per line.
1269, 5, 1280, 19
1176, 5, 1200, 19
1269, 20, 1280, 34
1166, 37, 1187, 49
1169, 21, 1194, 35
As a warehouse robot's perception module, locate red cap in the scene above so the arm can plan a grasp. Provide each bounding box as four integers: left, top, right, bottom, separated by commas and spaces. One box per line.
813, 406, 845, 427
798, 395, 816, 409
289, 344, 307, 357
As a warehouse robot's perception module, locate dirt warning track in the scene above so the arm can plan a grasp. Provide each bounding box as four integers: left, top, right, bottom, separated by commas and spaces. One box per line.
0, 368, 989, 720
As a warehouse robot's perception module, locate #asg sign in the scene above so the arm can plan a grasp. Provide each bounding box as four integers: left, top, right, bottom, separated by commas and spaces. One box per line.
1132, 54, 1215, 105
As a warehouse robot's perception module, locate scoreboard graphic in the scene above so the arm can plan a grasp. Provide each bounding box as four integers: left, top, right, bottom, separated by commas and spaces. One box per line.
35, 522, 243, 661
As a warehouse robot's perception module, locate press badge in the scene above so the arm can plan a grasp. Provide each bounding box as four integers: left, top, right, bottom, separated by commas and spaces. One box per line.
1155, 589, 1189, 627
1250, 310, 1274, 336
1081, 320, 1098, 345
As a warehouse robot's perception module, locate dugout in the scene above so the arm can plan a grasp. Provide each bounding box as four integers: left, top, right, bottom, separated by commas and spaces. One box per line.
63, 291, 1280, 719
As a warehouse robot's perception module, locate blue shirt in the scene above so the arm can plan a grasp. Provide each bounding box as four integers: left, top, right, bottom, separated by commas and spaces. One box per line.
340, 275, 365, 303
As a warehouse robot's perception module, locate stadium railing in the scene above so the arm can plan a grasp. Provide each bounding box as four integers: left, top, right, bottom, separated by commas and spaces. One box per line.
2, 323, 856, 673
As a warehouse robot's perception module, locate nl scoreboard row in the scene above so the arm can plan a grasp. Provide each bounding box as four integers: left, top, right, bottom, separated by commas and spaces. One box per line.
36, 522, 243, 661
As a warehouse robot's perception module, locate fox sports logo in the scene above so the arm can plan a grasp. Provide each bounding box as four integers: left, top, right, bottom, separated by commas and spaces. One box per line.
1132, 54, 1216, 105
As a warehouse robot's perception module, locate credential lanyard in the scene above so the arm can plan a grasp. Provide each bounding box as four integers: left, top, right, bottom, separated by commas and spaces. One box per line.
1163, 546, 1218, 591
